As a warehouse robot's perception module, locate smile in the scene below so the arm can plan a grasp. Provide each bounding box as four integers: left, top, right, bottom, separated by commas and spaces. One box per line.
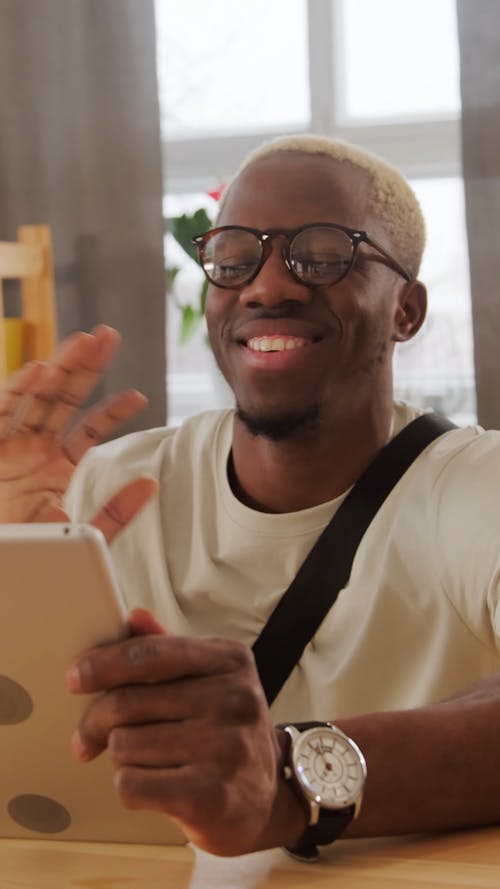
246, 335, 311, 353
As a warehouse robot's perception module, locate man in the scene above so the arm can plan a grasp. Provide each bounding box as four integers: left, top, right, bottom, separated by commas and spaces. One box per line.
1, 134, 500, 858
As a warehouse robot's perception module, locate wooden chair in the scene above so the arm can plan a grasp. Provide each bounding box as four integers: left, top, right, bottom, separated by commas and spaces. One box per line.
0, 225, 58, 383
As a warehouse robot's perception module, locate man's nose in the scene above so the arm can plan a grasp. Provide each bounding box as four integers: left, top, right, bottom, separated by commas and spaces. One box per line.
238, 242, 312, 308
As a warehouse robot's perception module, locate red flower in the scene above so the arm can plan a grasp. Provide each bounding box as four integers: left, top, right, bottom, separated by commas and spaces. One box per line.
207, 184, 226, 202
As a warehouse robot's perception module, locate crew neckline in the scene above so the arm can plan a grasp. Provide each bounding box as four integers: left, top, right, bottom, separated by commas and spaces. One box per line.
213, 402, 424, 537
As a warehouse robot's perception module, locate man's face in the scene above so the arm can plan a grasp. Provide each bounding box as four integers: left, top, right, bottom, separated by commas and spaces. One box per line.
205, 152, 411, 440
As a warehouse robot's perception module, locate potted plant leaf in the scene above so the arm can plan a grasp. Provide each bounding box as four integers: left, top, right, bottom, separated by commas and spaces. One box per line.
166, 207, 213, 344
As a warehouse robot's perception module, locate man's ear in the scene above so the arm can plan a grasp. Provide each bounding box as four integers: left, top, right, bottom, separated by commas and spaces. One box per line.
392, 280, 427, 342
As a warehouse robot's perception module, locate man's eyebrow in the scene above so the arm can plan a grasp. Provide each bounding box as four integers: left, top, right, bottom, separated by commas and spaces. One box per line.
223, 226, 327, 236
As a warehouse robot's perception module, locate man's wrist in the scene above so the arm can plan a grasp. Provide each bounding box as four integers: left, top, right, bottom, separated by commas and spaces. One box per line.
272, 727, 310, 846
254, 727, 309, 851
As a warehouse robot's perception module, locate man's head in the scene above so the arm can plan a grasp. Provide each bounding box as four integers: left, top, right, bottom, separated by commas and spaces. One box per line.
200, 134, 427, 442
217, 134, 426, 278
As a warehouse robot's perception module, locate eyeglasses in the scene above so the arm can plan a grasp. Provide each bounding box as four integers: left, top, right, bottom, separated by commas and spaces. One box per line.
192, 223, 412, 290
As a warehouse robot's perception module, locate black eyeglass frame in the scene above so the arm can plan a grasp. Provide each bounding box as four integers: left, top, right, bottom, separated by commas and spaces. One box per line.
192, 223, 413, 290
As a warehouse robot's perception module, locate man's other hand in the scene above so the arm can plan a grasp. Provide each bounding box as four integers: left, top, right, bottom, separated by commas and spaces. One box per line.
66, 613, 307, 856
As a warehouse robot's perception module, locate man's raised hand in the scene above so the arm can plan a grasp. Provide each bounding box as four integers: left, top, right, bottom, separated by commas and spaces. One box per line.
0, 325, 156, 539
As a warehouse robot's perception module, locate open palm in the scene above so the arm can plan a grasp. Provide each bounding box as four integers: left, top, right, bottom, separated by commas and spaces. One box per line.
0, 326, 157, 538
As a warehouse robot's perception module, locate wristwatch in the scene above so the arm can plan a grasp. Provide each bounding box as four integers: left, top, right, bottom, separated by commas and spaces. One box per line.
279, 721, 367, 861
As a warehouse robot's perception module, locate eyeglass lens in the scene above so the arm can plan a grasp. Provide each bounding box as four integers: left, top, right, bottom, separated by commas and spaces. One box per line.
201, 226, 355, 287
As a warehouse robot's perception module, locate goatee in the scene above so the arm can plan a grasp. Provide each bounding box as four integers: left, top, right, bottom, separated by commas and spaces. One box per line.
235, 405, 320, 442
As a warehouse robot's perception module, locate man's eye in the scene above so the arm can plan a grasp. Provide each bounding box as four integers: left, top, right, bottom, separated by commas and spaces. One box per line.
215, 263, 254, 279
294, 258, 349, 277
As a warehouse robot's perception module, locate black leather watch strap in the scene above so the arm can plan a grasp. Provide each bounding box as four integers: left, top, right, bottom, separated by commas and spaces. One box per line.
285, 805, 355, 861
279, 720, 324, 731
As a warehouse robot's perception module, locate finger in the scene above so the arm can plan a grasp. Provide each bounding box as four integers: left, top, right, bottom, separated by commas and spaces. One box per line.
16, 492, 70, 524
108, 723, 220, 769
90, 476, 158, 544
6, 391, 53, 434
66, 634, 252, 694
0, 327, 121, 437
73, 671, 264, 764
107, 717, 244, 773
0, 330, 95, 435
73, 670, 232, 760
62, 389, 148, 464
0, 362, 45, 437
71, 682, 198, 761
29, 501, 70, 523
41, 326, 122, 435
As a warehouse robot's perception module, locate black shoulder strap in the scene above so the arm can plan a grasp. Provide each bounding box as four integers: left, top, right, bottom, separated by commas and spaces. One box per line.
252, 413, 457, 706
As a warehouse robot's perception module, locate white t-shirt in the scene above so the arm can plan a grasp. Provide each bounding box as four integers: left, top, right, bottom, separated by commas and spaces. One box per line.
65, 402, 500, 723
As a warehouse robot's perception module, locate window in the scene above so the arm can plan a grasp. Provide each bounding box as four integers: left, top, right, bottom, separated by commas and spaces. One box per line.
341, 0, 460, 121
394, 177, 474, 424
156, 0, 309, 138
156, 0, 474, 426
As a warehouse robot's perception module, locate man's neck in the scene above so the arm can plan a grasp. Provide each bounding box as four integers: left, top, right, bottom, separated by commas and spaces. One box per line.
229, 402, 394, 514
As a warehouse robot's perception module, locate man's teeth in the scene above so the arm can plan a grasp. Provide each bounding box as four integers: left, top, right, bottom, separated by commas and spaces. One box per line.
247, 336, 308, 352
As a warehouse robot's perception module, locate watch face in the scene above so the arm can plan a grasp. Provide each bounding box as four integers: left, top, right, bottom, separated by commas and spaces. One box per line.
292, 726, 366, 809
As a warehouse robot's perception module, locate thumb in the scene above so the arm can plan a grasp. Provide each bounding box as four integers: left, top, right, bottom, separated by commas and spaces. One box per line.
90, 476, 158, 543
127, 608, 168, 636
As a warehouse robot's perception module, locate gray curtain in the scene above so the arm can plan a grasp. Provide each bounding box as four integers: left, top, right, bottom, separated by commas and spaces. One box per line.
457, 0, 500, 429
0, 0, 167, 429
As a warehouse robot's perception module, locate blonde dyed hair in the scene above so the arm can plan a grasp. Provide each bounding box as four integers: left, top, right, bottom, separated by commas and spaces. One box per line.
218, 134, 425, 277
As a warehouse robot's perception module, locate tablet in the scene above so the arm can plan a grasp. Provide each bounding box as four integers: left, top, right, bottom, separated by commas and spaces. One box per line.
0, 523, 186, 844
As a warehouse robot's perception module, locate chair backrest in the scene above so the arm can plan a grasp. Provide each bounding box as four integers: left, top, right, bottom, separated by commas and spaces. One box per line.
0, 225, 57, 383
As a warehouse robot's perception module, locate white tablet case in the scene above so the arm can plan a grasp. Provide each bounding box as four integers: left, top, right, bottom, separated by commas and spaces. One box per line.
0, 523, 186, 844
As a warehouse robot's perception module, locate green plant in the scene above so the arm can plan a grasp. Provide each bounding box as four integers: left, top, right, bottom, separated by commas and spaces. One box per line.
166, 207, 212, 345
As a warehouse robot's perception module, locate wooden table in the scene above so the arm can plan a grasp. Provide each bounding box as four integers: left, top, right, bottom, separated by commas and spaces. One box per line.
2, 826, 500, 888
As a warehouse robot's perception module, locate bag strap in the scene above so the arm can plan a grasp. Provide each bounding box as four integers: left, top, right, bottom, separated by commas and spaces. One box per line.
252, 412, 457, 706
